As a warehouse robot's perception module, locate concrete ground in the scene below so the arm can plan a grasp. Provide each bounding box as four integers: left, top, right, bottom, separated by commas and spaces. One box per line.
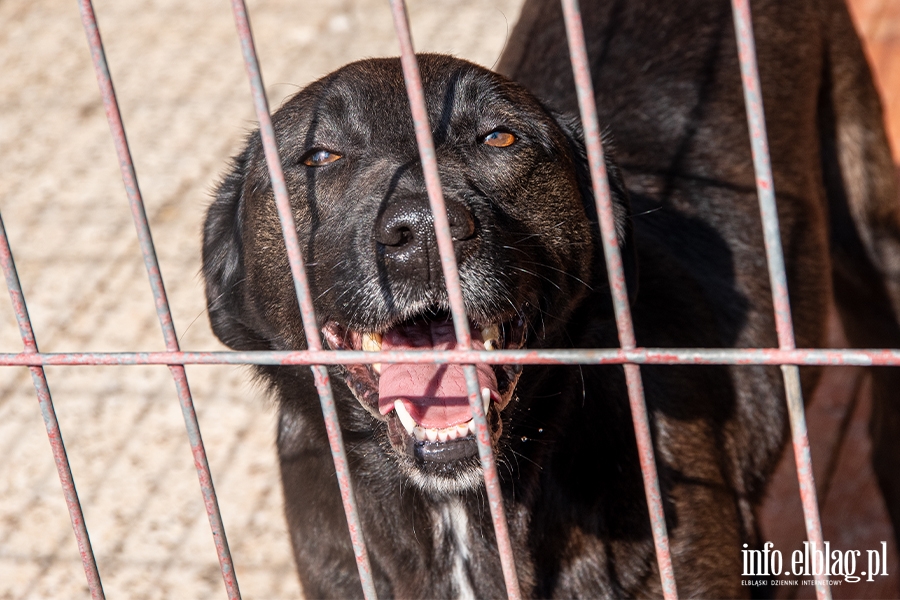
0, 1, 521, 598
1, 1, 897, 599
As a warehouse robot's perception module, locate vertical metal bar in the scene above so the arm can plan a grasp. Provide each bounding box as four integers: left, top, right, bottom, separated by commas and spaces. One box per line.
730, 0, 798, 353
559, 1, 678, 598
729, 2, 829, 598
0, 213, 105, 600
75, 2, 241, 598
227, 3, 377, 599
387, 2, 522, 598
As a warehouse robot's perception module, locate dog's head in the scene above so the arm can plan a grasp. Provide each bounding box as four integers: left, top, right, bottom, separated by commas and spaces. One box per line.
203, 54, 631, 493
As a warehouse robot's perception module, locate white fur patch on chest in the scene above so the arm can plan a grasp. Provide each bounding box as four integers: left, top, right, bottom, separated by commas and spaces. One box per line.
433, 499, 475, 600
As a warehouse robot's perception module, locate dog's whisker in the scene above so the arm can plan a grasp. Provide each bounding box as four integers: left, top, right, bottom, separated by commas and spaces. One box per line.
509, 266, 563, 291
630, 206, 663, 218
179, 307, 209, 343
520, 260, 593, 290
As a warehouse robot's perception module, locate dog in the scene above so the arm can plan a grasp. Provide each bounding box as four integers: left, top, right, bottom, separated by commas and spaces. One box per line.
202, 0, 900, 596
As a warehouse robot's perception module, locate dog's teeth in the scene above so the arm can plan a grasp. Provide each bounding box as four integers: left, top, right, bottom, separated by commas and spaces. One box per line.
413, 426, 425, 442
481, 324, 499, 350
467, 419, 476, 435
456, 422, 470, 438
363, 333, 383, 373
425, 428, 438, 443
362, 332, 382, 352
438, 429, 450, 442
481, 387, 491, 414
481, 323, 499, 341
393, 400, 416, 435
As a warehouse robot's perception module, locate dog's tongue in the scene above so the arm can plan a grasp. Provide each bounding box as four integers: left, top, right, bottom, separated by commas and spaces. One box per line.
378, 319, 498, 429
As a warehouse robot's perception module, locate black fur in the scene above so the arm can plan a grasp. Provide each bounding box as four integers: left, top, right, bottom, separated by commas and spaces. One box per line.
202, 1, 900, 596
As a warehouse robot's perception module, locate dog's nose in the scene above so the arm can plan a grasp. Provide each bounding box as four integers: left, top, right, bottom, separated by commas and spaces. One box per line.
374, 196, 476, 275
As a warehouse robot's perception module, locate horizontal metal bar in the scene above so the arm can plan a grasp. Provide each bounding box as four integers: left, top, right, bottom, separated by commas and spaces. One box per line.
3, 348, 899, 367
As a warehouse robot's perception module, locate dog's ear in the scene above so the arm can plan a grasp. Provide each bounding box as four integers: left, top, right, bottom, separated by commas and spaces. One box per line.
552, 112, 639, 305
202, 144, 271, 351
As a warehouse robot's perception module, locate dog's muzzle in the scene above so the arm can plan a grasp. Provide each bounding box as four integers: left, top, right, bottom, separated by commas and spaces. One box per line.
322, 310, 526, 477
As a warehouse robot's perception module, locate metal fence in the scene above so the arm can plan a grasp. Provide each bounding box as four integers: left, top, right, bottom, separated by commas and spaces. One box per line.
2, 0, 896, 599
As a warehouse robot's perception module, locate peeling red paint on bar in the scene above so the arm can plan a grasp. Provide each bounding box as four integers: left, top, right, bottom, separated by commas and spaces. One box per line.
4, 347, 900, 368
730, 1, 830, 599
76, 1, 240, 597
388, 1, 522, 597
228, 2, 377, 598
559, 1, 678, 597
0, 214, 105, 600
0, 2, 888, 599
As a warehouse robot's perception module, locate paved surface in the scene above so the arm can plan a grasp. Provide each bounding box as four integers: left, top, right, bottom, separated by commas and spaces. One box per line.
1, 1, 898, 599
0, 1, 521, 598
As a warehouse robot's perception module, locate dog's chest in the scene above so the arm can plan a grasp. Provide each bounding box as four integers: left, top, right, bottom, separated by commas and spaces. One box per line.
430, 499, 475, 600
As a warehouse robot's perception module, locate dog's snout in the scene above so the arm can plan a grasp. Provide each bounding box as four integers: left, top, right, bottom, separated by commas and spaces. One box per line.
374, 197, 476, 275
445, 199, 477, 242
374, 198, 430, 251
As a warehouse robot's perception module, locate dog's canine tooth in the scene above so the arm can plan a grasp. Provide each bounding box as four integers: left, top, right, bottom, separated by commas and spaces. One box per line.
363, 333, 383, 373
481, 323, 499, 341
481, 324, 499, 350
481, 387, 491, 414
362, 332, 382, 352
393, 400, 416, 435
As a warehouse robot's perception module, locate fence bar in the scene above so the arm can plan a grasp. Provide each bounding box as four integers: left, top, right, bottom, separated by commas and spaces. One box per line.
387, 2, 522, 597
75, 2, 240, 597
4, 347, 900, 368
559, 1, 678, 597
0, 213, 105, 599
730, 2, 829, 598
227, 2, 377, 598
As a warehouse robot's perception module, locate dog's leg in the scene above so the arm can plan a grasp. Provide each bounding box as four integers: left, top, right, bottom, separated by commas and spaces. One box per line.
819, 0, 900, 550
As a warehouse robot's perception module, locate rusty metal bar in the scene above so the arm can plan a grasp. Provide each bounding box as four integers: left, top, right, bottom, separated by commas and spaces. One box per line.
4, 347, 900, 368
0, 213, 105, 599
730, 1, 829, 598
227, 2, 377, 598
75, 2, 240, 597
387, 2, 522, 598
559, 1, 678, 597
0, 2, 875, 599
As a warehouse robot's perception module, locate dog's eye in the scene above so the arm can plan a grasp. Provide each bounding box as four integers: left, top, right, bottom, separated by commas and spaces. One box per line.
302, 149, 342, 166
482, 130, 516, 148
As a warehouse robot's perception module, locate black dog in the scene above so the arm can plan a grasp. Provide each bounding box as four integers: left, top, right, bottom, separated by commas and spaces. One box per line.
203, 0, 900, 596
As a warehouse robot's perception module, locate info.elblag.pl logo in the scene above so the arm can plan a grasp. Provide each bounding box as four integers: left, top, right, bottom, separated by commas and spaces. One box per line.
742, 541, 890, 585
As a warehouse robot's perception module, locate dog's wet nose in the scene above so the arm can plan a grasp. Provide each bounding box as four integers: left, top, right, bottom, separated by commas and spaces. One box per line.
374, 196, 476, 275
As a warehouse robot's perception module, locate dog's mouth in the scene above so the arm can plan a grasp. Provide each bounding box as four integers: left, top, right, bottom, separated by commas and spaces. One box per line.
322, 308, 526, 475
